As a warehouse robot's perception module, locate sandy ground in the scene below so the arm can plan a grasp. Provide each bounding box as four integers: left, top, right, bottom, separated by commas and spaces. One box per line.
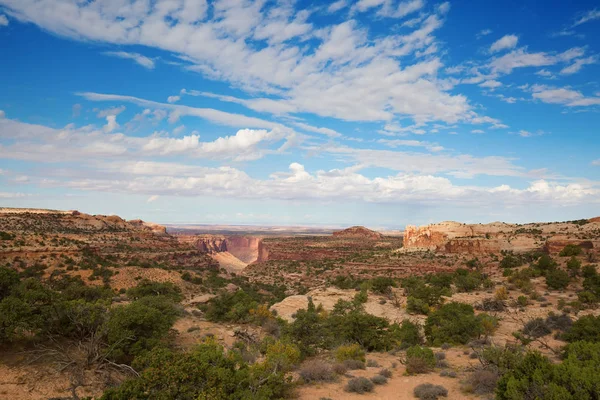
295, 350, 479, 400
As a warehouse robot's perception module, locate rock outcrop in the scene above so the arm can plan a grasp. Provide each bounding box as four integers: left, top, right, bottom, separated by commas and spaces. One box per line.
333, 226, 383, 239
403, 219, 600, 255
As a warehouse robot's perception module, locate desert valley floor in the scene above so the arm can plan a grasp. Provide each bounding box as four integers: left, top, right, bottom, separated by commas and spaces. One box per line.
1, 208, 599, 399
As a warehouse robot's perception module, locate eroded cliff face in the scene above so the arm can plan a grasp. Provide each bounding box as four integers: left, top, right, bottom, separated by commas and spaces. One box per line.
177, 235, 261, 265
403, 219, 600, 255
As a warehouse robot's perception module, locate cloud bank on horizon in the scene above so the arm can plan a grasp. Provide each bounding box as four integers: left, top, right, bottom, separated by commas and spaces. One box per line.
0, 0, 599, 226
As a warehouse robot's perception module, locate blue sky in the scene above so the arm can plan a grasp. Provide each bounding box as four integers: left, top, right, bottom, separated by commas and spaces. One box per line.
0, 0, 599, 228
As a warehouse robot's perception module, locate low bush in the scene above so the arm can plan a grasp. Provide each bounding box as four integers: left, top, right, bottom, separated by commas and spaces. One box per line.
522, 318, 551, 338
370, 374, 387, 385
414, 383, 448, 400
366, 359, 379, 367
345, 377, 374, 394
405, 345, 435, 374
299, 360, 335, 383
466, 369, 498, 395
378, 368, 392, 378
342, 359, 366, 370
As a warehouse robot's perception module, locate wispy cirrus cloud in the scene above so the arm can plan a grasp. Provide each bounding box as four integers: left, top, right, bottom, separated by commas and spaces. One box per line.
104, 51, 155, 69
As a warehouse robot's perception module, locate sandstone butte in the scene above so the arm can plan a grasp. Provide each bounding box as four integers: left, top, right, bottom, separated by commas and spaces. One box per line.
403, 219, 600, 254
332, 225, 383, 239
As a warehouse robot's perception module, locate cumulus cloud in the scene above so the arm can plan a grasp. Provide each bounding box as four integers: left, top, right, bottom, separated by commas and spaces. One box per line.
104, 51, 155, 69
167, 95, 180, 103
489, 34, 518, 53
0, 14, 8, 26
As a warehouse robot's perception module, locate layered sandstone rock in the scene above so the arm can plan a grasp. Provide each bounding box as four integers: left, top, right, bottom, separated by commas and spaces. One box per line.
333, 226, 383, 239
403, 219, 600, 255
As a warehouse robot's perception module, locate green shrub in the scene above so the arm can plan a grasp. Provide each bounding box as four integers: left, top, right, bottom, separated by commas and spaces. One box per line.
101, 341, 292, 399
105, 300, 177, 363
545, 269, 570, 290
566, 256, 581, 276
517, 296, 528, 307
407, 296, 430, 315
560, 244, 583, 257
335, 343, 365, 362
453, 269, 486, 293
535, 254, 557, 273
405, 345, 435, 374
390, 319, 423, 349
425, 302, 482, 346
582, 265, 597, 278
370, 277, 395, 294
563, 315, 600, 343
0, 267, 20, 300
127, 279, 182, 302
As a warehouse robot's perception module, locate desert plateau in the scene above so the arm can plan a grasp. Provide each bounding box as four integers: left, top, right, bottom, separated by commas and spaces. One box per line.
0, 208, 599, 399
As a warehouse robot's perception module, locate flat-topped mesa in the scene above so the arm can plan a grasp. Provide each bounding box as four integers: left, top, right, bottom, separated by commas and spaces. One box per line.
403, 219, 600, 254
332, 226, 383, 240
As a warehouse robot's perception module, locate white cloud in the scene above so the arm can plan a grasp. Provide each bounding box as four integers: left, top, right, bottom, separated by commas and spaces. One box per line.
531, 86, 600, 107
0, 117, 297, 163
479, 80, 502, 89
1, 0, 482, 127
378, 139, 444, 152
573, 8, 600, 27
476, 29, 492, 39
173, 125, 185, 135
104, 51, 155, 69
560, 56, 597, 75
327, 0, 348, 13
96, 106, 125, 118
592, 159, 600, 166
517, 130, 544, 138
147, 195, 159, 203
167, 95, 180, 103
471, 129, 484, 134
79, 92, 283, 129
489, 34, 518, 53
490, 47, 585, 73
535, 69, 553, 77
103, 115, 119, 133
0, 110, 5, 119
0, 14, 8, 26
